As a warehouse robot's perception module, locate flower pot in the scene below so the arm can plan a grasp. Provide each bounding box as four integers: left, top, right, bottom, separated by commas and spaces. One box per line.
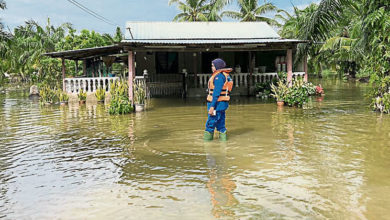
277, 101, 285, 106
259, 66, 266, 73
60, 101, 68, 106
135, 104, 145, 112
79, 100, 86, 105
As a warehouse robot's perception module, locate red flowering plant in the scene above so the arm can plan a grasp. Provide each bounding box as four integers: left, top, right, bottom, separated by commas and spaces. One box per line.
315, 84, 324, 95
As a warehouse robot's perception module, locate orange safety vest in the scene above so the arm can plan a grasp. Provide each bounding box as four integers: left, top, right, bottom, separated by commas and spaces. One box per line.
207, 68, 233, 102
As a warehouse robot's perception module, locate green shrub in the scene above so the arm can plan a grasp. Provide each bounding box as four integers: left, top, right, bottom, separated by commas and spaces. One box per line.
284, 79, 312, 107
108, 80, 133, 115
371, 76, 390, 113
321, 69, 338, 77
108, 95, 133, 115
95, 87, 106, 102
255, 82, 272, 94
134, 81, 146, 104
271, 78, 317, 107
110, 80, 128, 97
78, 89, 87, 101
271, 80, 288, 101
39, 85, 56, 104
57, 89, 69, 102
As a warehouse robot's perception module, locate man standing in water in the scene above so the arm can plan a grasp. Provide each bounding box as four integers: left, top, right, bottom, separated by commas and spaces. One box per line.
204, 58, 233, 141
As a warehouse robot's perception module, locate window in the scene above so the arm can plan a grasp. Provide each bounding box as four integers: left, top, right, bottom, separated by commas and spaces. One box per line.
155, 52, 179, 74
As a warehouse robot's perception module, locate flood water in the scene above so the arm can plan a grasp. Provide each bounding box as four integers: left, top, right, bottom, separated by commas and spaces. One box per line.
0, 79, 389, 219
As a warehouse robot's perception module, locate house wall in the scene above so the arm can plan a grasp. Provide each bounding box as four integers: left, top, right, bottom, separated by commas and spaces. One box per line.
135, 51, 156, 75
179, 52, 201, 74
134, 50, 304, 76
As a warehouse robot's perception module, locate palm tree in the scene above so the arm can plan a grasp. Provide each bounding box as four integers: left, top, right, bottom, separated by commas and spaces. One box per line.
0, 0, 6, 10
221, 0, 278, 25
0, 0, 6, 30
169, 0, 210, 21
205, 0, 231, 21
1, 18, 71, 82
169, 0, 231, 21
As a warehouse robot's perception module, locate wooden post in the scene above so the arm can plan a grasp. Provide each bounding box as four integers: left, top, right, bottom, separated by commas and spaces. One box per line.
193, 52, 198, 88
304, 55, 308, 82
128, 51, 135, 104
92, 59, 95, 78
83, 60, 87, 76
248, 51, 252, 95
287, 49, 293, 87
75, 60, 79, 76
62, 57, 66, 91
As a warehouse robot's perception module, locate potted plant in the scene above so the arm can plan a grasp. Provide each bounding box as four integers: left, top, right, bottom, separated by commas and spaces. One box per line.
78, 89, 87, 104
271, 80, 288, 106
134, 82, 146, 112
108, 80, 134, 115
39, 85, 55, 105
316, 84, 325, 96
95, 87, 106, 103
58, 89, 69, 106
235, 65, 241, 73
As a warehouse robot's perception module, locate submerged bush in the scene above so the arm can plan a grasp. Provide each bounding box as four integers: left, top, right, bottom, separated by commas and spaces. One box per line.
108, 95, 133, 115
39, 85, 56, 104
271, 80, 288, 102
271, 78, 319, 107
371, 76, 390, 113
95, 87, 106, 102
57, 89, 69, 103
134, 81, 146, 105
78, 89, 87, 101
108, 80, 133, 115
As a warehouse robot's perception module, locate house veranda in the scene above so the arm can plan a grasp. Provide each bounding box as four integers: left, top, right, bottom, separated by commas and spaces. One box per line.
45, 22, 308, 100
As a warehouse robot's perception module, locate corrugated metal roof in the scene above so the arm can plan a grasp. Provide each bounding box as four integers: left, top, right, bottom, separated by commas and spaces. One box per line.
121, 38, 305, 45
44, 45, 122, 59
125, 22, 280, 40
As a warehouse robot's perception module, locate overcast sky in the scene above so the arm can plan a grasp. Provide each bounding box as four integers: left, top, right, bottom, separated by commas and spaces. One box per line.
1, 0, 319, 34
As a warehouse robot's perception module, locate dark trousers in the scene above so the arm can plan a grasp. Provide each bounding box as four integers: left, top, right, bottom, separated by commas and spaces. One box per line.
205, 110, 226, 133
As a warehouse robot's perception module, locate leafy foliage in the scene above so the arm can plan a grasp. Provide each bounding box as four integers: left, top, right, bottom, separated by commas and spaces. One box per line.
57, 89, 69, 103
0, 17, 122, 86
271, 78, 318, 107
270, 80, 288, 102
169, 0, 230, 21
221, 0, 279, 25
95, 87, 106, 102
134, 81, 147, 105
108, 80, 133, 115
39, 85, 56, 104
283, 79, 314, 107
279, 0, 390, 112
78, 89, 87, 101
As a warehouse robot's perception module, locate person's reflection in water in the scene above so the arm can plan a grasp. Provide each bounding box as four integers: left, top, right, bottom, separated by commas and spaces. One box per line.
204, 143, 238, 218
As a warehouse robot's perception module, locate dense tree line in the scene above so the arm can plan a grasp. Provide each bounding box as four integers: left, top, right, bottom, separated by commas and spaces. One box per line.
0, 0, 123, 86
170, 0, 390, 112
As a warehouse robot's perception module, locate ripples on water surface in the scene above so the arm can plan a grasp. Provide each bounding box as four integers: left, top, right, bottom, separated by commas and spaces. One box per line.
0, 79, 389, 219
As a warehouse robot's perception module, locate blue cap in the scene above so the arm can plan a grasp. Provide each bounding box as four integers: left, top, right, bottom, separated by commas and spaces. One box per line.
212, 58, 226, 70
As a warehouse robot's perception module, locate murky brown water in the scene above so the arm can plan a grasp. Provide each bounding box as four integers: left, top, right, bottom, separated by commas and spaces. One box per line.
0, 79, 389, 219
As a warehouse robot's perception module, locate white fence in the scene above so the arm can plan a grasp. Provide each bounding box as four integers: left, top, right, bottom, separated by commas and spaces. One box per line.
64, 77, 119, 94
197, 72, 305, 88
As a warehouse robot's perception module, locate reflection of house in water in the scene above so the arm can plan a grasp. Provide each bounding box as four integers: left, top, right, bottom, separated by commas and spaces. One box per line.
45, 22, 307, 99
